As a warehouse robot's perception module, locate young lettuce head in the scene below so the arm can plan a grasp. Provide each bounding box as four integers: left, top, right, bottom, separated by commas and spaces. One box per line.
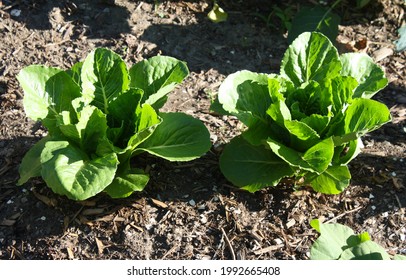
213, 32, 391, 194
17, 48, 211, 200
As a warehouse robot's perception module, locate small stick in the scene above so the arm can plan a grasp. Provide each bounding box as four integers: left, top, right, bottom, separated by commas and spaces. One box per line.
221, 228, 236, 260
325, 206, 363, 224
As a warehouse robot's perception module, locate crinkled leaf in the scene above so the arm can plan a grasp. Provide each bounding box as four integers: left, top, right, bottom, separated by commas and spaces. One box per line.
217, 70, 270, 126
17, 136, 50, 186
340, 53, 388, 99
66, 61, 83, 86
310, 219, 355, 260
17, 66, 81, 121
127, 104, 162, 150
288, 6, 340, 44
40, 141, 118, 200
308, 165, 351, 194
241, 120, 273, 146
104, 169, 149, 198
333, 139, 363, 165
343, 98, 391, 136
284, 120, 321, 151
301, 114, 330, 136
129, 56, 189, 109
266, 137, 333, 174
108, 88, 143, 127
281, 32, 341, 87
81, 48, 130, 113
137, 112, 211, 161
267, 99, 291, 126
58, 106, 109, 156
302, 137, 334, 173
220, 136, 294, 192
323, 76, 358, 115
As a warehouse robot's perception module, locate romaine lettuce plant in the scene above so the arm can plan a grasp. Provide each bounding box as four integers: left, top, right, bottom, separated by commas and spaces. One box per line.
212, 32, 391, 194
17, 48, 211, 200
310, 219, 406, 260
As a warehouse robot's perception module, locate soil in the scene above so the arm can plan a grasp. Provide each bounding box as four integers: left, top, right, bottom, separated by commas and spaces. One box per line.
0, 0, 405, 260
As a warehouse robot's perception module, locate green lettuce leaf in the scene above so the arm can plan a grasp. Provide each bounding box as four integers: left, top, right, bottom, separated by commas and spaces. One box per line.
104, 168, 149, 198
340, 53, 388, 99
219, 136, 294, 192
281, 32, 342, 87
308, 165, 351, 194
17, 136, 50, 186
217, 70, 271, 126
267, 137, 334, 174
137, 112, 211, 161
17, 66, 81, 121
81, 48, 130, 113
310, 219, 395, 260
40, 141, 119, 200
129, 56, 189, 109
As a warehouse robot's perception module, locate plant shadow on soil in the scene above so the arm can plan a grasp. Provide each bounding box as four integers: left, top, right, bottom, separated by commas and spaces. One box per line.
10, 0, 131, 38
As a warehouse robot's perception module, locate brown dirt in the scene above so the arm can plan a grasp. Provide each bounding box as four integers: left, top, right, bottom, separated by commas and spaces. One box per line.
0, 0, 405, 260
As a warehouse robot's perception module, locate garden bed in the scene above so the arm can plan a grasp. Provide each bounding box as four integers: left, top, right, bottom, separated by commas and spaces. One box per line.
0, 0, 405, 259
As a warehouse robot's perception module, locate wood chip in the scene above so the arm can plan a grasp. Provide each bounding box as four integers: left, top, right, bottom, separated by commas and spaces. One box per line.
253, 244, 284, 255
77, 200, 97, 207
373, 47, 393, 62
151, 198, 168, 209
128, 222, 143, 232
286, 219, 296, 229
0, 219, 16, 226
32, 190, 57, 207
81, 208, 105, 216
66, 247, 74, 259
392, 177, 404, 190
95, 237, 105, 255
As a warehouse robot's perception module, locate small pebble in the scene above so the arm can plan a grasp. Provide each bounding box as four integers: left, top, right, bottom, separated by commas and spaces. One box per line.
369, 194, 375, 199
10, 9, 21, 17
391, 172, 397, 177
274, 238, 283, 245
40, 216, 46, 221
200, 214, 208, 224
189, 199, 196, 206
371, 205, 376, 210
